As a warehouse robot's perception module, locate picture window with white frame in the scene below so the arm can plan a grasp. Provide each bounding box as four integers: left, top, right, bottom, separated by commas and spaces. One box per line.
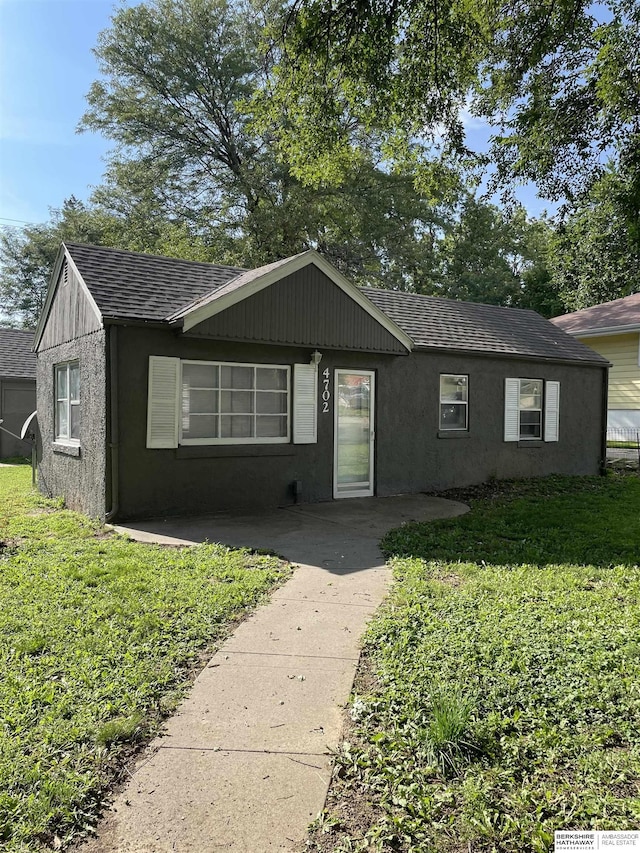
180, 361, 290, 444
439, 374, 468, 430
55, 361, 80, 442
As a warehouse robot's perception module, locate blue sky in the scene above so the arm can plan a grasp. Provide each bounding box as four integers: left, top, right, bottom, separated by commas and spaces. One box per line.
0, 0, 554, 230
0, 0, 114, 227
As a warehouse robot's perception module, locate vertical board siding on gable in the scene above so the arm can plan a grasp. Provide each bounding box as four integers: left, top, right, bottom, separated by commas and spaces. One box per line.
580, 333, 640, 409
38, 261, 102, 351
185, 266, 407, 353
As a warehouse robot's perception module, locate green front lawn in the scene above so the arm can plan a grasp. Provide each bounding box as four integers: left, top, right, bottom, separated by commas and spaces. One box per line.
309, 475, 640, 853
0, 466, 289, 851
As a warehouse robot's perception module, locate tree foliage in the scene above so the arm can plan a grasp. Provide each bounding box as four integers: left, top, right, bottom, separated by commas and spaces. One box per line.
0, 199, 116, 328
432, 196, 562, 316
0, 0, 458, 326
547, 164, 640, 310
270, 0, 640, 206
6, 0, 636, 327
79, 0, 448, 284
0, 195, 217, 327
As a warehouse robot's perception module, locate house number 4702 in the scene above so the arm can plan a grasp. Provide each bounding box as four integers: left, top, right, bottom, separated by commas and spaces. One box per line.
321, 367, 331, 413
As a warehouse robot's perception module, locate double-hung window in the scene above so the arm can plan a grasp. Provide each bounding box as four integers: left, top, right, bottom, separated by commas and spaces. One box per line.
439, 374, 468, 430
517, 378, 543, 439
55, 361, 80, 442
181, 361, 290, 444
504, 378, 560, 442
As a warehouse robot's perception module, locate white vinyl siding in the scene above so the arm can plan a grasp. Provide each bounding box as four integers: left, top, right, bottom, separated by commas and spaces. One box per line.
180, 361, 290, 445
293, 364, 318, 444
146, 356, 180, 448
579, 332, 640, 410
505, 378, 560, 442
544, 381, 560, 442
55, 361, 80, 443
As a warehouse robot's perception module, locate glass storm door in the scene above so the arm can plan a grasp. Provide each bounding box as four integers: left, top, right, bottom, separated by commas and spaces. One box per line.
334, 370, 375, 498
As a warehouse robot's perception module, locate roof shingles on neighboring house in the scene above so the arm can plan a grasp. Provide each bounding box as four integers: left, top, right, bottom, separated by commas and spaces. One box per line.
0, 328, 36, 379
60, 242, 607, 366
551, 293, 640, 335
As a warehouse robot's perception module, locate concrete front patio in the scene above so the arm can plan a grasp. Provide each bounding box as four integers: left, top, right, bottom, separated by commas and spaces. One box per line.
81, 494, 468, 852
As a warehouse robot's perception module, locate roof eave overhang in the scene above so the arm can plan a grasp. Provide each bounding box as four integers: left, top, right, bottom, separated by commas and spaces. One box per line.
413, 344, 611, 368
102, 316, 176, 330
174, 251, 413, 352
562, 324, 640, 338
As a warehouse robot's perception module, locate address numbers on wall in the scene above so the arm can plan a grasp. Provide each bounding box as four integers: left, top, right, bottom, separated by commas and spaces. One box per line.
322, 367, 331, 413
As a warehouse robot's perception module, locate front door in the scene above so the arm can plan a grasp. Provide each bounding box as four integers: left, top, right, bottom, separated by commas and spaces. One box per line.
334, 370, 375, 498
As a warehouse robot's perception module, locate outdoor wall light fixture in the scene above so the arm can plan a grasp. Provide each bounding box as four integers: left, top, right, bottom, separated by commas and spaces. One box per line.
310, 350, 323, 366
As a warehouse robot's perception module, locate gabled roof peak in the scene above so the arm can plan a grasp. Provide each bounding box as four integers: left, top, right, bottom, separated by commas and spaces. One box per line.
33, 242, 608, 365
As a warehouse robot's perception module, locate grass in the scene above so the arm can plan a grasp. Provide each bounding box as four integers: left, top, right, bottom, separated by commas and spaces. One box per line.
0, 466, 290, 852
308, 474, 640, 853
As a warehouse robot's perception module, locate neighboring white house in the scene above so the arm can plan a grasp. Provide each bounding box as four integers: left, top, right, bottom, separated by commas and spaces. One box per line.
551, 293, 640, 430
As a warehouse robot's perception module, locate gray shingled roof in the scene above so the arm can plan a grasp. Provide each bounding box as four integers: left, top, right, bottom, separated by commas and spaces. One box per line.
63, 243, 608, 364
0, 328, 36, 379
167, 253, 307, 321
363, 288, 609, 364
65, 242, 245, 322
551, 292, 640, 335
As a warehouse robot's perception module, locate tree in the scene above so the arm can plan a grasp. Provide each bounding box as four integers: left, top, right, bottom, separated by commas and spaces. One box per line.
268, 0, 640, 206
0, 198, 120, 328
80, 0, 469, 283
547, 164, 640, 310
0, 193, 220, 327
80, 0, 452, 283
432, 196, 561, 316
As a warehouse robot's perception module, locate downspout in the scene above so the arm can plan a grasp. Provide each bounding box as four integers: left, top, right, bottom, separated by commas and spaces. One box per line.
599, 364, 609, 476
105, 325, 119, 521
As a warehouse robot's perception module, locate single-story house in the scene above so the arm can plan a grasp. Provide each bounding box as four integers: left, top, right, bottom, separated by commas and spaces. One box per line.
551, 293, 640, 431
34, 242, 609, 521
0, 328, 36, 459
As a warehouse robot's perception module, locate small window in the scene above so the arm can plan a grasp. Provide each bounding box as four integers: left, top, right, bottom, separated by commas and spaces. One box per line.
518, 378, 543, 439
55, 361, 80, 442
439, 374, 468, 430
181, 361, 290, 444
505, 378, 560, 443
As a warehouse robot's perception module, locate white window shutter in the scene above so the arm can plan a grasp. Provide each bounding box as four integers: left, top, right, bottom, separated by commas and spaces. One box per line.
504, 378, 520, 442
146, 356, 180, 449
293, 364, 317, 444
544, 381, 560, 442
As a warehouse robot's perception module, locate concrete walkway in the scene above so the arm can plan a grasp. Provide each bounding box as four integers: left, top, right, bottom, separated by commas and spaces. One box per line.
81, 494, 468, 853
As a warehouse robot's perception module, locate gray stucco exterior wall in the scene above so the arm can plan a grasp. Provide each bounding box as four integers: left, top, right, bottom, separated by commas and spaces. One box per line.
113, 325, 606, 520
37, 331, 107, 518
